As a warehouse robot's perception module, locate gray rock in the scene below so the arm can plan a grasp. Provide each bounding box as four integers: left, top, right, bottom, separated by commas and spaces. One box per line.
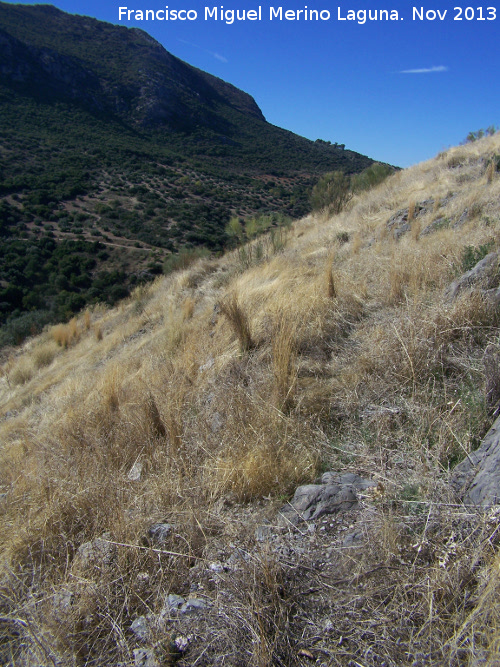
451, 415, 500, 506
173, 634, 192, 653
52, 590, 73, 620
130, 616, 149, 641
200, 357, 214, 372
278, 473, 375, 526
454, 208, 469, 228
128, 461, 143, 481
255, 523, 272, 542
343, 529, 364, 547
180, 597, 211, 614
53, 590, 73, 610
147, 523, 173, 545
320, 472, 376, 491
133, 648, 159, 667
386, 201, 432, 240
210, 412, 224, 432
444, 252, 499, 302
76, 533, 115, 568
208, 561, 225, 573
165, 593, 186, 612
421, 217, 449, 236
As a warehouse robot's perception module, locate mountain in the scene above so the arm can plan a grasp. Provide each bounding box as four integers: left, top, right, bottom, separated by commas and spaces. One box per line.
0, 2, 379, 344
0, 3, 265, 129
1, 133, 499, 665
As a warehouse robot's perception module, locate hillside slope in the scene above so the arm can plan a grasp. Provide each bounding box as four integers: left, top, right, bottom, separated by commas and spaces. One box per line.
0, 2, 378, 345
1, 136, 500, 665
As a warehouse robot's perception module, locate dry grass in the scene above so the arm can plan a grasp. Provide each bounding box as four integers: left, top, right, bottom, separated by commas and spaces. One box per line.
272, 311, 299, 411
220, 293, 255, 352
2, 134, 500, 665
32, 340, 59, 369
51, 317, 79, 348
83, 309, 91, 331
325, 255, 337, 298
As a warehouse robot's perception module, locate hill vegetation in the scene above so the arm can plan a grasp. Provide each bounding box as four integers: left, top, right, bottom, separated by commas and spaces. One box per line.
0, 2, 377, 345
1, 134, 500, 665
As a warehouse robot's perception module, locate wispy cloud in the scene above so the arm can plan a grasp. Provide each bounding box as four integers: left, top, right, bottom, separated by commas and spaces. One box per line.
399, 65, 448, 74
213, 53, 228, 63
177, 38, 228, 63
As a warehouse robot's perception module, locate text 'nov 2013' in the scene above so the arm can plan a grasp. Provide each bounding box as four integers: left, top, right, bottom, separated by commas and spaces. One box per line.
117, 6, 497, 24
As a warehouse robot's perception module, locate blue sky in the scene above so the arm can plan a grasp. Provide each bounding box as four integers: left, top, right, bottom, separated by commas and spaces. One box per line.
6, 0, 500, 166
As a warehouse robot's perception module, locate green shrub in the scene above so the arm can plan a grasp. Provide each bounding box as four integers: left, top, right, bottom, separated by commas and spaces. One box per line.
163, 247, 210, 275
464, 126, 497, 143
461, 242, 495, 273
310, 171, 352, 215
351, 162, 394, 193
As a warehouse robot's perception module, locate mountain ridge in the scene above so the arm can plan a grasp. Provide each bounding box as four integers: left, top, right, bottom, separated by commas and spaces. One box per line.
0, 2, 266, 128
0, 1, 379, 344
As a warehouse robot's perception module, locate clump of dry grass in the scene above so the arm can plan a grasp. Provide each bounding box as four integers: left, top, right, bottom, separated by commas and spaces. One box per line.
7, 357, 35, 386
32, 340, 59, 369
325, 256, 337, 298
51, 317, 79, 348
220, 293, 255, 352
486, 158, 496, 184
209, 437, 315, 501
83, 309, 91, 331
272, 311, 299, 411
408, 198, 416, 223
411, 217, 421, 241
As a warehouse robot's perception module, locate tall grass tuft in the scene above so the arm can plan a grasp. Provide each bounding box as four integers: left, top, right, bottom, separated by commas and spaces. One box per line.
221, 294, 255, 352
272, 312, 298, 411
52, 318, 79, 348
325, 257, 337, 298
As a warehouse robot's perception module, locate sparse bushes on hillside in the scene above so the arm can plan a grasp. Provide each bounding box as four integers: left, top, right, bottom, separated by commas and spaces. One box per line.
163, 246, 211, 275
225, 213, 292, 269
465, 126, 498, 143
460, 242, 495, 273
351, 161, 394, 193
311, 162, 393, 216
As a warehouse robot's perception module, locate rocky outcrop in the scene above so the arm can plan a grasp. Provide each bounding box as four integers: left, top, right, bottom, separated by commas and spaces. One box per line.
0, 27, 103, 110
278, 472, 376, 526
386, 200, 432, 240
0, 3, 265, 129
444, 252, 500, 302
451, 415, 500, 506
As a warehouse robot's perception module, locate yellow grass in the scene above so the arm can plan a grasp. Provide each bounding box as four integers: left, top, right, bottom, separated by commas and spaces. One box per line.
2, 133, 500, 664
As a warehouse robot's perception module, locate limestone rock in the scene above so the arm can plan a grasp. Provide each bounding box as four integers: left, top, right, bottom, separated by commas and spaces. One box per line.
386, 201, 432, 240
130, 616, 149, 641
444, 252, 499, 302
451, 415, 500, 506
147, 523, 173, 546
343, 529, 364, 547
180, 597, 211, 614
160, 593, 211, 619
128, 461, 143, 481
133, 648, 159, 667
278, 472, 376, 526
75, 533, 115, 569
165, 593, 186, 613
